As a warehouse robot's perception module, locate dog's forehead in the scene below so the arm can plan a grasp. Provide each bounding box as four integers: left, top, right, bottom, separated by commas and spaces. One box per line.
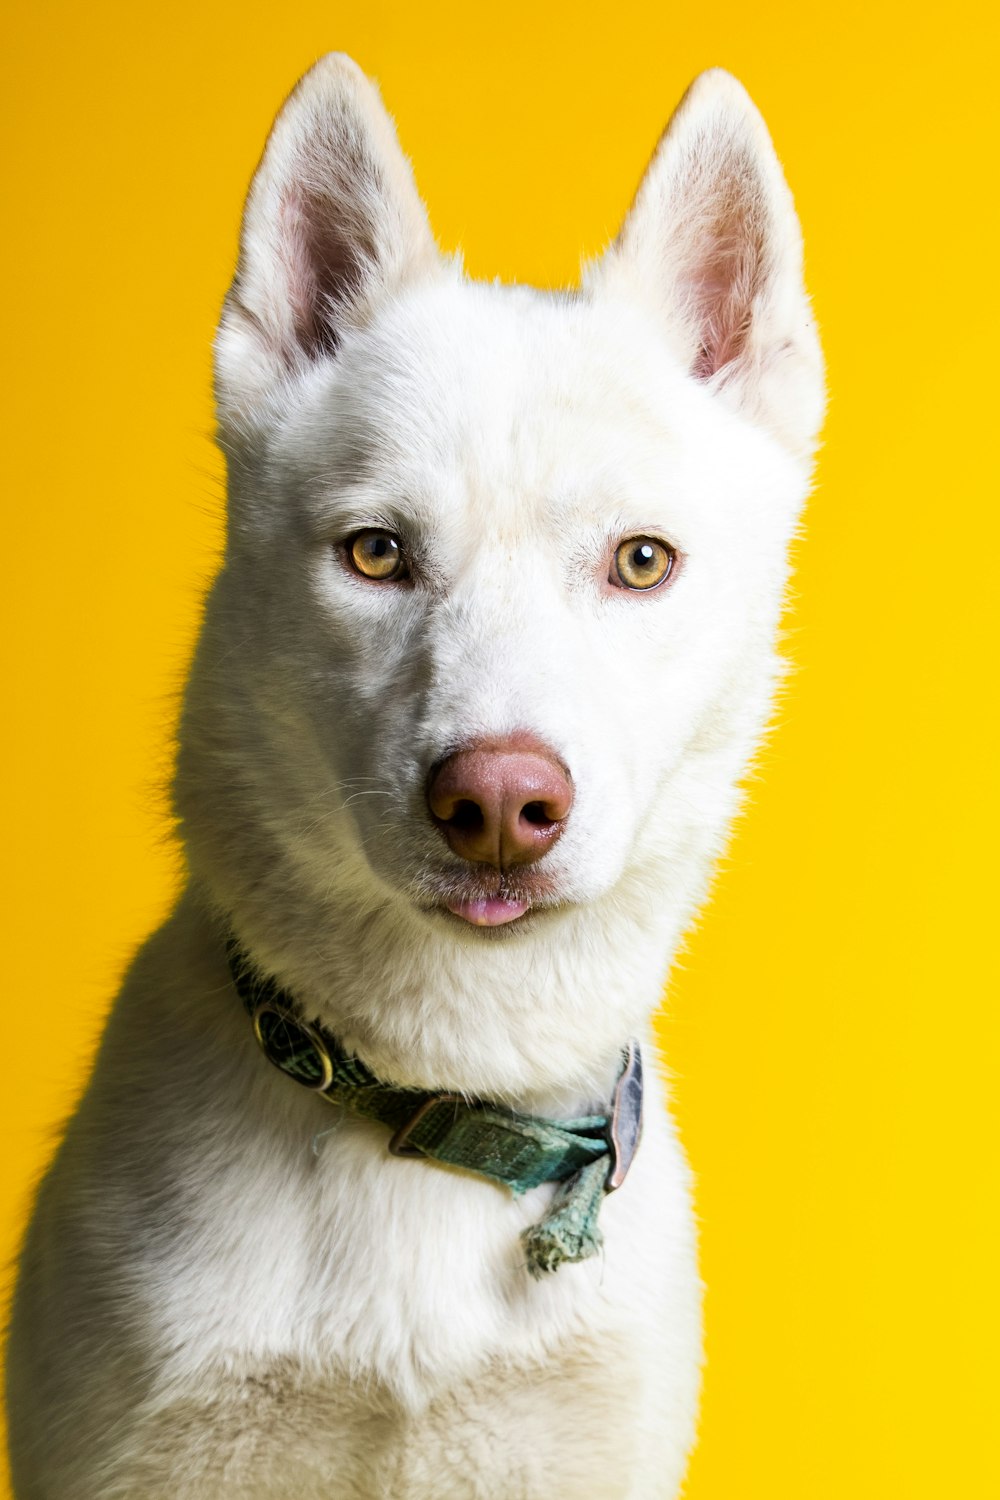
286, 279, 733, 536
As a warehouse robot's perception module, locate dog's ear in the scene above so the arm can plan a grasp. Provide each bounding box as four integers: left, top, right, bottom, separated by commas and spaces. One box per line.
591, 70, 824, 460
215, 54, 439, 438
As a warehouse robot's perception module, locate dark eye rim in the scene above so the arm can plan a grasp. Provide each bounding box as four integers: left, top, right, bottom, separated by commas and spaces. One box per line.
608, 535, 680, 593
343, 527, 411, 583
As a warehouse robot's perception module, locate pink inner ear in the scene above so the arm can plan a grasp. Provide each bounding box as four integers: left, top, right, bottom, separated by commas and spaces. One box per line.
279, 183, 375, 361
684, 175, 767, 381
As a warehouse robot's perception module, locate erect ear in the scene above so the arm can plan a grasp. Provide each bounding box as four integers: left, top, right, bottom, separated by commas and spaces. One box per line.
215, 54, 440, 438
591, 70, 824, 461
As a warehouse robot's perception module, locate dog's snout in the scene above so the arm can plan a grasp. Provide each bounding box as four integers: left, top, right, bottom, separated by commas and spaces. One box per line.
426, 736, 573, 868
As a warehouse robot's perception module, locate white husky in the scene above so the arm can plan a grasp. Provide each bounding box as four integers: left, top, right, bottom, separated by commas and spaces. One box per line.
5, 55, 823, 1499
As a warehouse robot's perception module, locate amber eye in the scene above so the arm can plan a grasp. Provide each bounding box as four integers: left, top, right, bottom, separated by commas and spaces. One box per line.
610, 537, 676, 591
348, 529, 408, 582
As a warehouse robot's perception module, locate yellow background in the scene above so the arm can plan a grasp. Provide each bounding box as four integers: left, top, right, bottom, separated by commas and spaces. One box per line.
2, 2, 998, 1495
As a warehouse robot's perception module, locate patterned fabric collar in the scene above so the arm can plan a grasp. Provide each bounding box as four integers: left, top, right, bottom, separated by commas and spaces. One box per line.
227, 939, 643, 1275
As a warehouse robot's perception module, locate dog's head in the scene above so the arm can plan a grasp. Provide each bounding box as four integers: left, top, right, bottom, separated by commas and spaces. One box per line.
176, 57, 823, 1087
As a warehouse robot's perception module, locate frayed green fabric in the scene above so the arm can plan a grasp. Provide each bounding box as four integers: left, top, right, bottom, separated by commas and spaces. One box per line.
229, 938, 630, 1274
521, 1155, 609, 1276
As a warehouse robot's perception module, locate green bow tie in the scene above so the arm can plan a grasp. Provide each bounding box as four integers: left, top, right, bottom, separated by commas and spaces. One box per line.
227, 939, 643, 1275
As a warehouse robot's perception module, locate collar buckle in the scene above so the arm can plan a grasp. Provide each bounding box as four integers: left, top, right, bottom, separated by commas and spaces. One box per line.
251, 1000, 335, 1093
388, 1093, 464, 1157
605, 1039, 644, 1191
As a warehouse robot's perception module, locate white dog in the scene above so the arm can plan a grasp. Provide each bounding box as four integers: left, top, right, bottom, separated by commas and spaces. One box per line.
6, 55, 823, 1498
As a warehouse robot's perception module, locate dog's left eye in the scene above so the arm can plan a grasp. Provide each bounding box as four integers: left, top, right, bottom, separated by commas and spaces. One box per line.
610, 537, 676, 591
348, 530, 409, 582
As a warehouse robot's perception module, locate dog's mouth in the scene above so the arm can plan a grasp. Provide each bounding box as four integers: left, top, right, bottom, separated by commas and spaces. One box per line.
443, 894, 530, 927
418, 867, 560, 930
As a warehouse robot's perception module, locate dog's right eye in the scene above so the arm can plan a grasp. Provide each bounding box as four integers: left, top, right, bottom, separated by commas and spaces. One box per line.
347, 530, 409, 582
609, 536, 676, 592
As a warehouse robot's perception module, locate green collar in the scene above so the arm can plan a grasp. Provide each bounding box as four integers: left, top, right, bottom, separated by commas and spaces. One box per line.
227, 939, 643, 1275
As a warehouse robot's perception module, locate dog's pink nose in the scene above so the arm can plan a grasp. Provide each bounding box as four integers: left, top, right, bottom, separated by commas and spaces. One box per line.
426, 736, 573, 868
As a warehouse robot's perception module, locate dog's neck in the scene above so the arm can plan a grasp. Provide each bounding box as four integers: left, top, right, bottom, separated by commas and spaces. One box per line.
184, 716, 751, 1115
202, 844, 702, 1117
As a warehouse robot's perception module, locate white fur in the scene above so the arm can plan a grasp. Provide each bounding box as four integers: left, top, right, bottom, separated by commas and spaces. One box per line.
6, 55, 823, 1498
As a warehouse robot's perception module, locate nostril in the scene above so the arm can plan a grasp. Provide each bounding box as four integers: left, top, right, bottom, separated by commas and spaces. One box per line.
521, 801, 555, 828
448, 799, 484, 832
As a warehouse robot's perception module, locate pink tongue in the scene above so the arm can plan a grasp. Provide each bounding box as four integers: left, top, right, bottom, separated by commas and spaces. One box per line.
446, 897, 529, 927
